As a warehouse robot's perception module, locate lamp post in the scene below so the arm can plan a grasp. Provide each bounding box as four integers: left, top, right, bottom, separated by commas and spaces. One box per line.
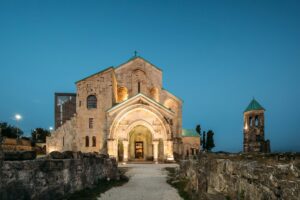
14, 114, 22, 139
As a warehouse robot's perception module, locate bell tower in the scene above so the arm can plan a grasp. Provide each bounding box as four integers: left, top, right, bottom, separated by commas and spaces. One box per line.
243, 98, 270, 153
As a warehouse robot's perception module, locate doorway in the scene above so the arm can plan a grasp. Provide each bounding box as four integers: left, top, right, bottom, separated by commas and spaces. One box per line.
135, 142, 144, 159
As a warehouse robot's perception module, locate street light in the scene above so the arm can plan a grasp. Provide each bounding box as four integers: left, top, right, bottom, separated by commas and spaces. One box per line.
49, 126, 53, 131
14, 114, 22, 139
15, 114, 22, 121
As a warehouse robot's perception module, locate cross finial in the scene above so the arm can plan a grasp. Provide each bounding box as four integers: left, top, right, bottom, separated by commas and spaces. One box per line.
134, 50, 138, 57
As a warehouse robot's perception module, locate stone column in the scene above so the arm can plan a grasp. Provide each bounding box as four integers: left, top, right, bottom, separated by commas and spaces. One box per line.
167, 140, 174, 161
122, 140, 129, 162
107, 139, 116, 158
153, 140, 159, 163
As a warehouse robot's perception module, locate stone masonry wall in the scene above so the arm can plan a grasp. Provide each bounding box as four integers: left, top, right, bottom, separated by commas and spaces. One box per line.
178, 153, 300, 200
0, 151, 119, 200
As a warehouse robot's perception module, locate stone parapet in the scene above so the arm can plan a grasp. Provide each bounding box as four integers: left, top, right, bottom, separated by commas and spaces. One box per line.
177, 152, 300, 200
0, 151, 119, 200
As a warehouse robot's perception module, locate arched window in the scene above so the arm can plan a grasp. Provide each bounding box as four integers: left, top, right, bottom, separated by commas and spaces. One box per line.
87, 95, 97, 109
92, 136, 96, 147
255, 116, 259, 127
138, 81, 141, 93
85, 136, 89, 147
249, 117, 253, 127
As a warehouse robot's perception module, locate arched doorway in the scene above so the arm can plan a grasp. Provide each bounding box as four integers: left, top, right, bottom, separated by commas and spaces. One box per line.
128, 125, 153, 161
108, 105, 174, 162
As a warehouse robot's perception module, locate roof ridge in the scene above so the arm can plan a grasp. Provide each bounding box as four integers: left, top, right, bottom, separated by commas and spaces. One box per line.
115, 56, 163, 71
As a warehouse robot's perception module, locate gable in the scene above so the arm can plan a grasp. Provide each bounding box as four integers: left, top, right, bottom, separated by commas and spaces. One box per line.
115, 56, 162, 72
107, 93, 174, 117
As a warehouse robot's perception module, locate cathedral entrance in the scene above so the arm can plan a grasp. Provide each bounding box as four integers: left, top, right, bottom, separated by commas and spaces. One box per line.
108, 106, 175, 162
135, 142, 144, 159
129, 125, 153, 161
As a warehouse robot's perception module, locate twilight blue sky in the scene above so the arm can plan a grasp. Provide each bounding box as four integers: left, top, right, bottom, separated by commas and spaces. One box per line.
0, 0, 299, 152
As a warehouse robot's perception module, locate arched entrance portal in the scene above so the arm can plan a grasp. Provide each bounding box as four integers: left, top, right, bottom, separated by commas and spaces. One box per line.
108, 105, 174, 162
128, 125, 153, 161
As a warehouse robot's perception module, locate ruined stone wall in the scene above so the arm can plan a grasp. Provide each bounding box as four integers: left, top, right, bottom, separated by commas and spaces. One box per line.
0, 152, 119, 200
178, 153, 300, 200
46, 116, 78, 153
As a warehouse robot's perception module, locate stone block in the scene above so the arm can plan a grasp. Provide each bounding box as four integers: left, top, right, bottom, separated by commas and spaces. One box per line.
50, 151, 64, 159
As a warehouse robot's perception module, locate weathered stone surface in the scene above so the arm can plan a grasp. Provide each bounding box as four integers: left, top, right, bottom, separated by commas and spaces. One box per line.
178, 153, 300, 200
0, 152, 119, 200
49, 150, 64, 159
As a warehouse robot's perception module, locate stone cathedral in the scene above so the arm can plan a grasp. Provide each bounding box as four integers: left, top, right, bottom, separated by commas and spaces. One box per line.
47, 55, 200, 162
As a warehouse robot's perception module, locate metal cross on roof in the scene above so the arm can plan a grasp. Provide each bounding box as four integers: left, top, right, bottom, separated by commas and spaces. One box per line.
134, 50, 138, 57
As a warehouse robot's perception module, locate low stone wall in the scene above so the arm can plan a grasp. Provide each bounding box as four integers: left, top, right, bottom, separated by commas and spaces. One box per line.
0, 151, 119, 200
178, 153, 300, 200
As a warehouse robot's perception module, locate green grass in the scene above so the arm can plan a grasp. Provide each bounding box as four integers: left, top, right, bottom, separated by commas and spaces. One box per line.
62, 169, 129, 200
165, 167, 191, 200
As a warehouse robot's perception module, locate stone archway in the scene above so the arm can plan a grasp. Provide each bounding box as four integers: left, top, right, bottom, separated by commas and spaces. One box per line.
108, 105, 174, 162
128, 125, 153, 161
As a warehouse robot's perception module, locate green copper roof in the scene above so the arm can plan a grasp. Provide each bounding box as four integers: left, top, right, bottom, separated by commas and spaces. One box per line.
244, 98, 265, 113
182, 129, 200, 137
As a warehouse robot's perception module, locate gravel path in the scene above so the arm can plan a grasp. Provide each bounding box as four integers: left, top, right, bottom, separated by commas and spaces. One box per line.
98, 163, 183, 200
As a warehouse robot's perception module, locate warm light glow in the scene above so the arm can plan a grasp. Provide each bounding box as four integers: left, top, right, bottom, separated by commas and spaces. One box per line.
15, 114, 22, 121
47, 146, 57, 153
244, 123, 248, 130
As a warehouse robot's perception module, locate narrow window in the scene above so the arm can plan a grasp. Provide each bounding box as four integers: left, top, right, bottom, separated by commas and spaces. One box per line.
87, 95, 97, 109
79, 101, 82, 107
85, 136, 89, 147
255, 116, 259, 127
138, 81, 141, 93
256, 135, 261, 142
249, 117, 253, 127
186, 149, 189, 156
89, 118, 94, 129
92, 136, 96, 147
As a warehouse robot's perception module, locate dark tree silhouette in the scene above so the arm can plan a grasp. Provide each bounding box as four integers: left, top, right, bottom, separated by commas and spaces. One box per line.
196, 124, 202, 153
196, 124, 201, 136
31, 128, 50, 143
0, 122, 23, 138
202, 131, 206, 150
206, 130, 215, 151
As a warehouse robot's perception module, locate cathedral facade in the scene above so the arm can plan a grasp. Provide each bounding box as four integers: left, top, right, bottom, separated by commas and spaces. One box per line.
47, 56, 198, 162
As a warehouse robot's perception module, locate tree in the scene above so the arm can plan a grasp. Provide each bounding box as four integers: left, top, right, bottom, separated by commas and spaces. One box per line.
196, 124, 202, 153
206, 130, 215, 151
0, 122, 23, 138
202, 131, 206, 150
31, 128, 50, 143
196, 124, 201, 136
